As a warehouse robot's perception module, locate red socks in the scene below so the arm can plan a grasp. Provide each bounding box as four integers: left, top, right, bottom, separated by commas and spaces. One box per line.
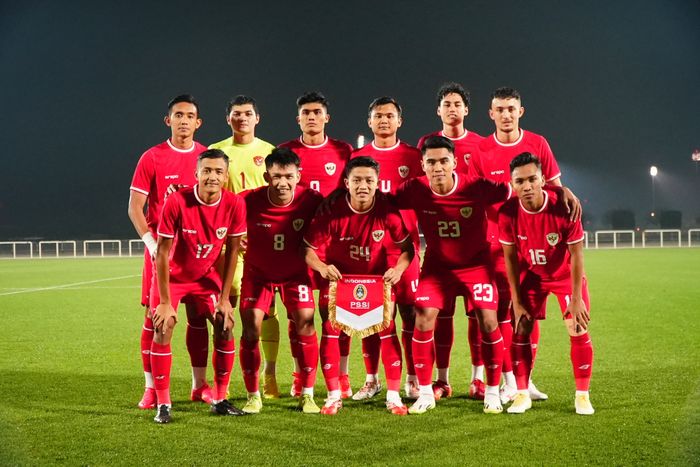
434, 315, 454, 370
401, 319, 415, 377
150, 342, 172, 405
297, 332, 319, 389
570, 333, 593, 391
481, 329, 504, 387
412, 328, 435, 387
531, 320, 540, 362
288, 320, 300, 361
380, 322, 402, 391
511, 333, 532, 390
467, 316, 482, 367
141, 316, 154, 373
320, 321, 341, 391
186, 320, 209, 368
499, 320, 514, 373
339, 332, 351, 359
361, 333, 381, 375
239, 338, 260, 394
213, 338, 235, 400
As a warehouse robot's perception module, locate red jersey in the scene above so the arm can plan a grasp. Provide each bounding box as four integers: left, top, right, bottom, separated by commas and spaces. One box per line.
351, 140, 423, 249
418, 129, 483, 175
130, 140, 207, 231
469, 129, 562, 246
304, 193, 409, 275
242, 185, 322, 281
278, 136, 352, 196
498, 189, 584, 282
157, 187, 247, 283
394, 174, 510, 271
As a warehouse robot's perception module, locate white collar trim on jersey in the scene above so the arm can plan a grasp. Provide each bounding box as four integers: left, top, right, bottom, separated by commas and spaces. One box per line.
493, 129, 524, 147
194, 186, 223, 206
345, 193, 375, 214
299, 135, 328, 149
520, 189, 549, 214
430, 173, 460, 197
371, 140, 401, 151
440, 129, 468, 141
167, 139, 196, 153
267, 187, 295, 208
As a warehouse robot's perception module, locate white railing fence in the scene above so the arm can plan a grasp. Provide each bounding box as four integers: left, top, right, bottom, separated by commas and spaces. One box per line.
1, 230, 700, 259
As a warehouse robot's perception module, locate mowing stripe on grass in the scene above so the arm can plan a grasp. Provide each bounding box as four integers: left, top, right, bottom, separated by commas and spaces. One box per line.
0, 274, 139, 296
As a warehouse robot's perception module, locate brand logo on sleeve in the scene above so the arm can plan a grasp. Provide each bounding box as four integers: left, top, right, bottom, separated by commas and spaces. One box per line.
372, 230, 385, 242
460, 207, 473, 218
216, 227, 228, 239
464, 153, 471, 165
292, 219, 304, 231
324, 162, 337, 175
398, 165, 409, 178
546, 233, 560, 246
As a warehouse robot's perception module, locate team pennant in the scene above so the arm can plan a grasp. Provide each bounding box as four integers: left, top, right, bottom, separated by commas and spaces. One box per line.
328, 274, 392, 338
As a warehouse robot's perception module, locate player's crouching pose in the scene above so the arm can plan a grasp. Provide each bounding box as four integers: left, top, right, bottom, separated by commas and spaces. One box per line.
499, 153, 594, 415
238, 148, 324, 414
304, 157, 415, 416
150, 149, 247, 424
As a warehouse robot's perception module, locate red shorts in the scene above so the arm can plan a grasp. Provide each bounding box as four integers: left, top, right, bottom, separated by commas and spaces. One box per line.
520, 273, 591, 320
415, 265, 499, 311
392, 254, 420, 306
240, 268, 315, 314
149, 271, 222, 316
465, 244, 511, 318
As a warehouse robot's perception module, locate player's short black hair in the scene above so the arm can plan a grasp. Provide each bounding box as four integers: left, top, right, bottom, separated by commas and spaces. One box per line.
420, 135, 455, 156
345, 156, 380, 178
491, 87, 522, 104
226, 95, 259, 116
509, 152, 541, 173
296, 91, 329, 110
265, 147, 300, 170
436, 82, 470, 108
368, 96, 402, 118
197, 148, 229, 168
167, 94, 200, 117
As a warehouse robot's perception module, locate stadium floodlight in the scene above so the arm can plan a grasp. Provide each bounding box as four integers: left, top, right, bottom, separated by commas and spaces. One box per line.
692, 149, 700, 162
357, 134, 366, 148
649, 165, 658, 216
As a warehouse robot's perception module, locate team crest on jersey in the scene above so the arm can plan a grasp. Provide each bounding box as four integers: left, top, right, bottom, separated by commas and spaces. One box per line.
372, 230, 385, 242
325, 162, 337, 175
253, 156, 264, 166
546, 233, 560, 246
292, 219, 304, 231
216, 227, 228, 239
398, 165, 409, 178
460, 207, 473, 218
353, 284, 368, 301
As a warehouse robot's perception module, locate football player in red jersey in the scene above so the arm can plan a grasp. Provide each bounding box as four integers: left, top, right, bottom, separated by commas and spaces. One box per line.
128, 95, 214, 410
149, 149, 247, 423
304, 156, 415, 416
237, 148, 323, 414
469, 87, 579, 404
392, 136, 511, 415
279, 91, 355, 397
351, 97, 423, 400
498, 152, 594, 415
418, 83, 486, 400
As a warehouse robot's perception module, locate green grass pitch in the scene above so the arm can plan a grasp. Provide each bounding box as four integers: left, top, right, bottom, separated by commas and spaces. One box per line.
0, 248, 698, 465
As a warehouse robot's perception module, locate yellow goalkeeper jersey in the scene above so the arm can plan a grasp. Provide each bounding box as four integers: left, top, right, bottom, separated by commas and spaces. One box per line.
209, 137, 275, 193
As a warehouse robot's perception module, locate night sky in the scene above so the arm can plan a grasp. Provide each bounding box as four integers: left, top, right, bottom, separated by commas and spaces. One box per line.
2, 0, 699, 239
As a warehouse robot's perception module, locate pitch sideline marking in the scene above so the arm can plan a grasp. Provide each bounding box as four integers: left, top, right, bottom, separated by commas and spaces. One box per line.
0, 274, 140, 296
